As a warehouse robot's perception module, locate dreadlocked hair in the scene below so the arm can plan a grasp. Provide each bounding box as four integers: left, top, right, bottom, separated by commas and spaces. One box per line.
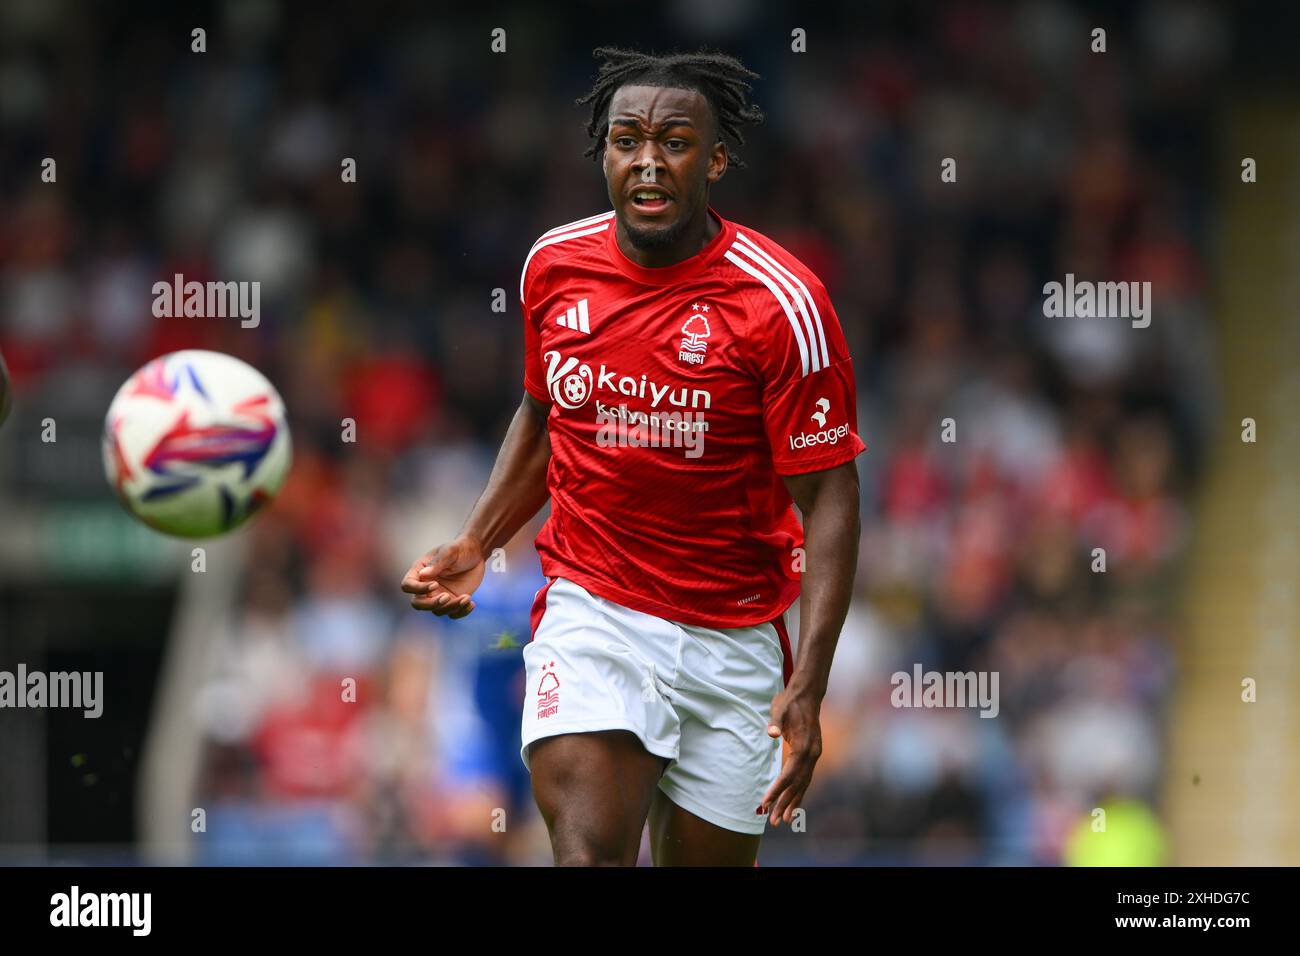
576, 46, 765, 169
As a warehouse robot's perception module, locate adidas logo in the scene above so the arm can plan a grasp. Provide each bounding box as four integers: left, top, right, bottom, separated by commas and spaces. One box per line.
555, 298, 591, 334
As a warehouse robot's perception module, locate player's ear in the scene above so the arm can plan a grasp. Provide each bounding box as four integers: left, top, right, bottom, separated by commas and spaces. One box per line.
707, 141, 727, 185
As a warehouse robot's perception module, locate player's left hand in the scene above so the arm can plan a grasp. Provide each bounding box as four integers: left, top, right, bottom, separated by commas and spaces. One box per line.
758, 686, 823, 827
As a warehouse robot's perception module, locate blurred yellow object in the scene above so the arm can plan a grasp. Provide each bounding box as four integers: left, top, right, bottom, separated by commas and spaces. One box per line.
1065, 798, 1168, 867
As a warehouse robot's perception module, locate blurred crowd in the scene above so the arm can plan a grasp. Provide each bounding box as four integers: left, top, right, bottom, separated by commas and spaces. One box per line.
0, 1, 1226, 863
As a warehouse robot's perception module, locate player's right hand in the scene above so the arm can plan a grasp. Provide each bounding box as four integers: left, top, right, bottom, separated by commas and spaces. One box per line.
401, 536, 486, 619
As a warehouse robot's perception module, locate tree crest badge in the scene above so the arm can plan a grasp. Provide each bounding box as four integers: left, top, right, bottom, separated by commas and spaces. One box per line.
678, 302, 712, 366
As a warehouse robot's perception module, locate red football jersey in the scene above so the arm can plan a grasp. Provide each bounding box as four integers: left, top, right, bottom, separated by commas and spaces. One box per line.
520, 206, 866, 628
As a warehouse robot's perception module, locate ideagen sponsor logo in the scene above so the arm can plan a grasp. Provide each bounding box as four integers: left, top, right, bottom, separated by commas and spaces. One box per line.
790, 423, 849, 449
789, 397, 847, 450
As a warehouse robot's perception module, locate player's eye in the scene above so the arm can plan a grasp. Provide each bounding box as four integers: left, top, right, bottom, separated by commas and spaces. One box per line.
613, 136, 636, 148
667, 139, 687, 150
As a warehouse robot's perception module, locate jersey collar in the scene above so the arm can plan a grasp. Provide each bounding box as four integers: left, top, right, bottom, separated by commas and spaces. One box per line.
606, 205, 734, 285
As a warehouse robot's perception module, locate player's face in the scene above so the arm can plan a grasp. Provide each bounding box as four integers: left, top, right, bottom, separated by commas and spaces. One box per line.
603, 85, 727, 251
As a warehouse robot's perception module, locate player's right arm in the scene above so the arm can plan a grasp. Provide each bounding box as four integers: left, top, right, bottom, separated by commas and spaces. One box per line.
402, 233, 560, 617
400, 392, 551, 617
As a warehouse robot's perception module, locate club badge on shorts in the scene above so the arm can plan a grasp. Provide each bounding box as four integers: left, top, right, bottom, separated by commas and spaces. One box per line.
537, 661, 560, 719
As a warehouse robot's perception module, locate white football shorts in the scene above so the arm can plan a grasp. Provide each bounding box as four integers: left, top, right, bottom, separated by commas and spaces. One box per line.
520, 575, 792, 835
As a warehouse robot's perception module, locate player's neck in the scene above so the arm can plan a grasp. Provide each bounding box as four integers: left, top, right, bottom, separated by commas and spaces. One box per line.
616, 207, 720, 270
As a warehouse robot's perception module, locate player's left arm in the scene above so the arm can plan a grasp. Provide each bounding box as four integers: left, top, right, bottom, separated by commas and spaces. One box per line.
760, 461, 860, 827
745, 269, 866, 827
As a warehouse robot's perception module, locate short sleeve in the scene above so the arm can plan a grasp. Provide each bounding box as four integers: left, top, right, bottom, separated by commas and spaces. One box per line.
521, 252, 552, 405
753, 278, 866, 475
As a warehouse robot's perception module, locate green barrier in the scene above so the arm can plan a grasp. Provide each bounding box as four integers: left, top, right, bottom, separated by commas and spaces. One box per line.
41, 502, 184, 581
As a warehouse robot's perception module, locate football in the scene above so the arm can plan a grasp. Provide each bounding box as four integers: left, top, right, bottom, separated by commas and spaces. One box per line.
102, 350, 292, 538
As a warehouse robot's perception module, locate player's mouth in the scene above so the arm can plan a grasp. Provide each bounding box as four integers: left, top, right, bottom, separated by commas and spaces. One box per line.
628, 187, 674, 215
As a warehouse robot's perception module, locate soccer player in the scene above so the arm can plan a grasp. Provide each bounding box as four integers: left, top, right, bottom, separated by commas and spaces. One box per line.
401, 47, 864, 866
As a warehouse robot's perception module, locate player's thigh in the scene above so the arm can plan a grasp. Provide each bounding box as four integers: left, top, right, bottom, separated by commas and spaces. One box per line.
528, 729, 669, 864
651, 619, 784, 849
649, 789, 761, 867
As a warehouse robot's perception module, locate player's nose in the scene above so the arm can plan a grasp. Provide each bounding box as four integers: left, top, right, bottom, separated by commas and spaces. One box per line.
632, 164, 666, 188
631, 144, 665, 175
